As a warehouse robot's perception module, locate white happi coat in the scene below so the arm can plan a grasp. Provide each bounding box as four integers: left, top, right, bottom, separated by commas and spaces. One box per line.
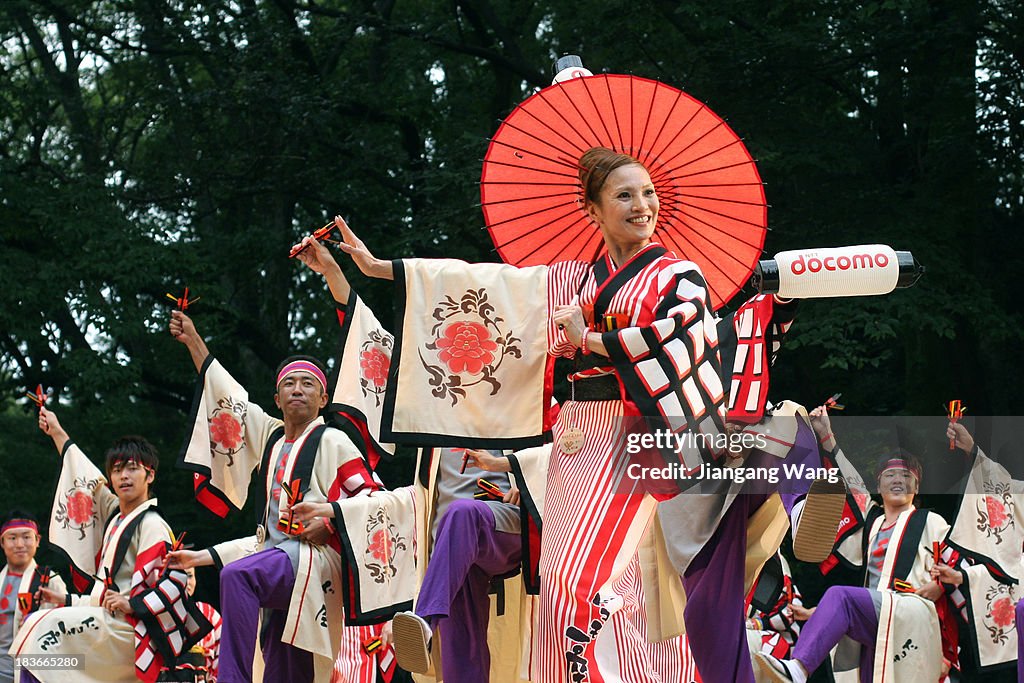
182, 358, 372, 682
11, 498, 173, 683
1, 560, 67, 683
832, 506, 949, 683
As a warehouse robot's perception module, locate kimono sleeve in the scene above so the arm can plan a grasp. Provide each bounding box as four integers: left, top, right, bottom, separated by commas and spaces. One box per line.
209, 535, 261, 569
315, 428, 379, 503
49, 441, 118, 583
382, 258, 552, 448
946, 447, 1023, 584
600, 264, 727, 467
178, 356, 284, 517
508, 443, 550, 595
546, 260, 591, 358
329, 290, 397, 468
127, 514, 213, 682
718, 294, 798, 423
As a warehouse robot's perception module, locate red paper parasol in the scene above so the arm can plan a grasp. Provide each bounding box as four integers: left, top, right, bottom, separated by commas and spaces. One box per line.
481, 74, 767, 310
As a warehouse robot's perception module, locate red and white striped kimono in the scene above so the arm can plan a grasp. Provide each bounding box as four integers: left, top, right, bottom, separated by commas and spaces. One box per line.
330, 623, 395, 683
537, 245, 725, 683
196, 601, 221, 680
384, 246, 723, 682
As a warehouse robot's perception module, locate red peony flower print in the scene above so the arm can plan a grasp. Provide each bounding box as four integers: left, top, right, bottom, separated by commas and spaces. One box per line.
359, 348, 390, 388
853, 492, 869, 515
991, 596, 1014, 628
211, 411, 242, 450
985, 495, 1008, 530
66, 490, 94, 526
368, 529, 391, 564
435, 322, 497, 375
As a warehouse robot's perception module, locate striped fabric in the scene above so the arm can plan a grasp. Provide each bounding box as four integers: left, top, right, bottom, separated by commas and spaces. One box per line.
330, 623, 386, 683
550, 248, 727, 493
537, 400, 701, 682
197, 601, 221, 680
534, 250, 721, 681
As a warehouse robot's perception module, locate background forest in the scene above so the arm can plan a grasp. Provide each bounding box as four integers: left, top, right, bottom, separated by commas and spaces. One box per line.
1, 0, 1021, 611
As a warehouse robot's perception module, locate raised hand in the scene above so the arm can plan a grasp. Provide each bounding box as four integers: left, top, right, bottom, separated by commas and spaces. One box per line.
808, 404, 837, 451
169, 310, 199, 346
946, 422, 975, 454
808, 405, 833, 441
169, 310, 210, 372
333, 215, 394, 280
292, 230, 352, 303
293, 235, 338, 276
38, 406, 69, 452
38, 406, 62, 437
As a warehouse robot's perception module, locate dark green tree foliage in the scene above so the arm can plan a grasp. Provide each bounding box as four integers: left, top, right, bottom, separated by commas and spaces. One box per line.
0, 0, 1020, 581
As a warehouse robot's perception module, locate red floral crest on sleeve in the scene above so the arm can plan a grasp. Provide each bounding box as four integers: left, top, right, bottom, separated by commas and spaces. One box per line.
984, 496, 1008, 530
210, 411, 242, 450
420, 288, 522, 406
435, 322, 498, 374
359, 348, 390, 388
991, 596, 1015, 628
66, 490, 94, 526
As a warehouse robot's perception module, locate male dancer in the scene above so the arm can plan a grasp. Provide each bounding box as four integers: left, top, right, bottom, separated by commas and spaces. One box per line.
13, 409, 208, 683
0, 510, 67, 683
756, 411, 954, 682
166, 311, 379, 683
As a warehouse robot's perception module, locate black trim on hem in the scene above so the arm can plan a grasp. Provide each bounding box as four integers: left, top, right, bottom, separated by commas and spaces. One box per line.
508, 453, 541, 595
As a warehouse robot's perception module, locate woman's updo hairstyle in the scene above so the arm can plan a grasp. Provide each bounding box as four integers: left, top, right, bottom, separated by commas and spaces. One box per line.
578, 147, 646, 207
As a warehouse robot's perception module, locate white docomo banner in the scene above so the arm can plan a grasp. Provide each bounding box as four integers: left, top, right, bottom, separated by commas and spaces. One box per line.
774, 244, 899, 298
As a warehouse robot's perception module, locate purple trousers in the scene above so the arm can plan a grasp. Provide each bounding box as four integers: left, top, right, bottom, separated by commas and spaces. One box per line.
684, 419, 819, 679
793, 586, 878, 683
218, 547, 313, 683
1017, 598, 1024, 683
683, 491, 767, 683
415, 499, 522, 683
682, 421, 821, 683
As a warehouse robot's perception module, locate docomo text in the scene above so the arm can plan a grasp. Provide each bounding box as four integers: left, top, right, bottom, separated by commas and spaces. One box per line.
789, 251, 891, 276
624, 429, 767, 456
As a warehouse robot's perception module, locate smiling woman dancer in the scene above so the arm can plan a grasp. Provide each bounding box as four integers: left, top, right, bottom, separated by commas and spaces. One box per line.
332, 146, 723, 682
